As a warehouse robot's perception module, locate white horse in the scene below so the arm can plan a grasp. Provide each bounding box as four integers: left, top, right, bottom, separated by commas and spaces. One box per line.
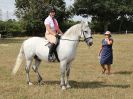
12, 22, 93, 90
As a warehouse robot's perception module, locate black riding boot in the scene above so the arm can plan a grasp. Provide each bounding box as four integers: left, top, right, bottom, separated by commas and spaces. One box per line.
48, 43, 56, 62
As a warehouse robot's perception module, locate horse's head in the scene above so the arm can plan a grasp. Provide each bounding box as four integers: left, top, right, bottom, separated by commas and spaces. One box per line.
81, 21, 93, 46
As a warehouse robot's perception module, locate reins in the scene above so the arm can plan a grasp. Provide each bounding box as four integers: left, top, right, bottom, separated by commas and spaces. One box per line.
60, 38, 84, 42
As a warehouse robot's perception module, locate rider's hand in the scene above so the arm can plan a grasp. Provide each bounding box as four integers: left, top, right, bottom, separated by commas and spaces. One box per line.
55, 34, 60, 39
58, 33, 63, 36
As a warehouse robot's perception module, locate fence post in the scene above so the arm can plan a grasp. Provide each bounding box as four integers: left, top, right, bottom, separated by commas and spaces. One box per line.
126, 30, 127, 34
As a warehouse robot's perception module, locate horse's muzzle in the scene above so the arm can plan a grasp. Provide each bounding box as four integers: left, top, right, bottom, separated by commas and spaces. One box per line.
85, 38, 93, 46
88, 42, 93, 46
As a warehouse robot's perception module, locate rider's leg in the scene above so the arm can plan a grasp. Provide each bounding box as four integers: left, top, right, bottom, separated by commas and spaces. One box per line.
48, 43, 56, 62
45, 33, 57, 62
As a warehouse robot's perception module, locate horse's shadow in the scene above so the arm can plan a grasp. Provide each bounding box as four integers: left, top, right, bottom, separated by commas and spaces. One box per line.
35, 80, 130, 89
70, 81, 130, 89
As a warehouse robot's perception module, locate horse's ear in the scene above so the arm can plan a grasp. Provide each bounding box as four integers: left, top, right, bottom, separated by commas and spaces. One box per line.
85, 21, 88, 26
81, 21, 85, 28
81, 21, 84, 25
81, 21, 88, 26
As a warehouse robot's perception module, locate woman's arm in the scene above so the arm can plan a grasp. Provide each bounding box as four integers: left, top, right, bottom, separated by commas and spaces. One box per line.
99, 46, 103, 56
106, 38, 113, 45
45, 24, 56, 36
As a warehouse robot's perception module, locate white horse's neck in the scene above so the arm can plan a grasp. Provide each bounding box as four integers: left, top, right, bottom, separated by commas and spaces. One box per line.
62, 24, 81, 40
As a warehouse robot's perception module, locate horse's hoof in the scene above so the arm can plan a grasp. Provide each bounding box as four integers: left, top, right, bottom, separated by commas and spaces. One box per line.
62, 86, 66, 90
66, 84, 71, 89
28, 82, 33, 85
39, 81, 45, 85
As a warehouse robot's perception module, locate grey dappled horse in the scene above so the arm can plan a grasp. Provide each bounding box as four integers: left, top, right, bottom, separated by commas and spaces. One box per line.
12, 22, 93, 90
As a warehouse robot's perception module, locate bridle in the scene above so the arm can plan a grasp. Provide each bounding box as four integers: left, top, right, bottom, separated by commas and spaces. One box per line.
81, 30, 93, 43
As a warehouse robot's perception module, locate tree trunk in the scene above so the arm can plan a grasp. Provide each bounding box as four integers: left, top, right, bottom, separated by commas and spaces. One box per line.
103, 21, 110, 31
118, 16, 124, 33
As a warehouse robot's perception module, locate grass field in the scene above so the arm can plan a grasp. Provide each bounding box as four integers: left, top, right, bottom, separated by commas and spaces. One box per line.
0, 34, 133, 99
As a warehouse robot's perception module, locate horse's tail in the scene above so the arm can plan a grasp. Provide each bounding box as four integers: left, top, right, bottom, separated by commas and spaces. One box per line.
12, 43, 24, 75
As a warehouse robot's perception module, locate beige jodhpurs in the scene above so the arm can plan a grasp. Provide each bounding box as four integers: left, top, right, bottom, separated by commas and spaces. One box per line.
45, 32, 57, 44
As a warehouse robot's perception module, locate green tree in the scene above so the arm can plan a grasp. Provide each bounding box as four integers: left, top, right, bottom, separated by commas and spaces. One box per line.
0, 19, 24, 37
15, 0, 71, 36
0, 21, 5, 33
73, 0, 133, 32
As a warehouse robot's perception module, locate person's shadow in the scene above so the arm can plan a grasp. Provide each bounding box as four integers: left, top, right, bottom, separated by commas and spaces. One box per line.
113, 71, 133, 75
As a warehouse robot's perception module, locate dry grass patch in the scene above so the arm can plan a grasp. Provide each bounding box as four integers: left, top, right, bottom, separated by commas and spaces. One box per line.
0, 35, 133, 99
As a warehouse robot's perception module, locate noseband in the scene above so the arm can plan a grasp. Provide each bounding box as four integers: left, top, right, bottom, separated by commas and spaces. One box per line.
81, 30, 93, 42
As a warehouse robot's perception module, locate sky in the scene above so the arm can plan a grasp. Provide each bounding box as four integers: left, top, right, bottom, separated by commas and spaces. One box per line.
0, 0, 91, 21
0, 0, 16, 20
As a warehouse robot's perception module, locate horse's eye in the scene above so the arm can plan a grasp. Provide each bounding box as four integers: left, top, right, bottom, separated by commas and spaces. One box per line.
84, 31, 87, 33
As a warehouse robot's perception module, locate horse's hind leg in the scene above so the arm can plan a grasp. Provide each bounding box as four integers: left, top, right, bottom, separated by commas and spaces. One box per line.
25, 59, 33, 85
32, 59, 43, 84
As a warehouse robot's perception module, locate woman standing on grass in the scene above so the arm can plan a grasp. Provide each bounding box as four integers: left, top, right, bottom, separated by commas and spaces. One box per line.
99, 31, 113, 75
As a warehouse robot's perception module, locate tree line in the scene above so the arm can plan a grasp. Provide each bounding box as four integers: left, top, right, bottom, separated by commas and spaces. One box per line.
73, 0, 133, 33
0, 0, 133, 37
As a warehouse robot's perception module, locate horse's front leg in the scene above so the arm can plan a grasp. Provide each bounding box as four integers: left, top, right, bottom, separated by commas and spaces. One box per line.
60, 61, 67, 90
65, 62, 71, 89
66, 67, 71, 88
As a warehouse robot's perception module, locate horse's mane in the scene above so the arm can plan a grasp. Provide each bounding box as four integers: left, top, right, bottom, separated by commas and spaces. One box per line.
62, 23, 81, 37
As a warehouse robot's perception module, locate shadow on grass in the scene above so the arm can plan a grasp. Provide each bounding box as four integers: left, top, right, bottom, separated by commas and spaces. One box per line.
34, 80, 130, 89
44, 80, 59, 85
113, 71, 133, 75
70, 81, 130, 89
33, 80, 59, 86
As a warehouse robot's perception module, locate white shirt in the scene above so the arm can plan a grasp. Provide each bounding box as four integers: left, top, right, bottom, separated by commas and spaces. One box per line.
44, 15, 58, 33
